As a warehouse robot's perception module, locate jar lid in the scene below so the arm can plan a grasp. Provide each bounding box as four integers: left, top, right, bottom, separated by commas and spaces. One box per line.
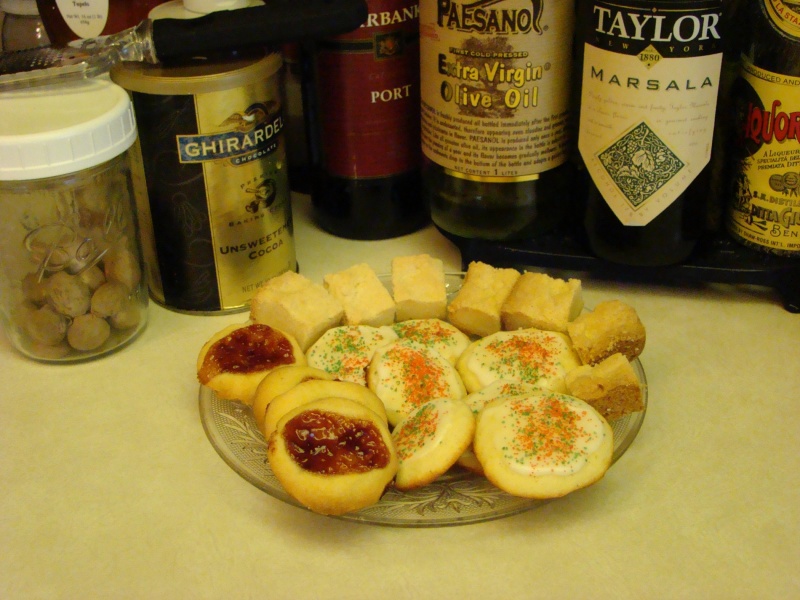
0, 77, 137, 181
110, 51, 282, 96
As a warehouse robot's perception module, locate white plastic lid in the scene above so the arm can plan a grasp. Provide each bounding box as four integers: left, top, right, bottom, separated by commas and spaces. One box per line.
0, 77, 137, 181
149, 0, 262, 19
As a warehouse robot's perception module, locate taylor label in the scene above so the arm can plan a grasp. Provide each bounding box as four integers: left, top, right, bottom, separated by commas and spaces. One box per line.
129, 76, 296, 312
420, 0, 573, 182
314, 0, 420, 179
727, 57, 800, 254
578, 0, 723, 226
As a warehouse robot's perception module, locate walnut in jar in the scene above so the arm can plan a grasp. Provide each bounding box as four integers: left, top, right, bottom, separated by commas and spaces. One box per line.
67, 313, 111, 351
91, 281, 129, 318
109, 302, 141, 330
77, 265, 106, 291
47, 271, 91, 317
104, 247, 141, 291
21, 273, 49, 304
20, 303, 68, 346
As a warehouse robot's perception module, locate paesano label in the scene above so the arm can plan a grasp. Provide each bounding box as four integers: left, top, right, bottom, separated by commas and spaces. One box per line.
420, 0, 573, 182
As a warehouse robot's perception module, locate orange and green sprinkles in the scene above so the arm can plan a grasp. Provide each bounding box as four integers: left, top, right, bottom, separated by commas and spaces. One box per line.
483, 332, 559, 383
500, 395, 603, 476
393, 402, 440, 461
308, 326, 395, 385
381, 345, 450, 412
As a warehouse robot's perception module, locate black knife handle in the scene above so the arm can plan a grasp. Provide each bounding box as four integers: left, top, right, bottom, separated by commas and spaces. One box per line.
151, 0, 368, 62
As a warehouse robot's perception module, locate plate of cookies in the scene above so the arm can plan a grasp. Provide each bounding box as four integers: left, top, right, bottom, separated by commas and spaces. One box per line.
198, 256, 648, 527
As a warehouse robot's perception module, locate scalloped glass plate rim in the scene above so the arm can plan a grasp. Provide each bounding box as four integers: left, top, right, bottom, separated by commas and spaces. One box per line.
198, 272, 648, 527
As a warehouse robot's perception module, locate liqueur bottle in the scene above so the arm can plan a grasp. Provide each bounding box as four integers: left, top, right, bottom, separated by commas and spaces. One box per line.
35, 0, 167, 44
420, 0, 576, 241
577, 0, 724, 266
725, 0, 800, 257
302, 0, 427, 240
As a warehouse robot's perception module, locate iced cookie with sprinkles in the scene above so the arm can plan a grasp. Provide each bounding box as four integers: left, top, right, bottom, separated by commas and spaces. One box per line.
456, 380, 541, 474
306, 325, 398, 386
392, 397, 476, 491
391, 318, 471, 365
457, 328, 581, 394
473, 392, 614, 499
367, 340, 466, 427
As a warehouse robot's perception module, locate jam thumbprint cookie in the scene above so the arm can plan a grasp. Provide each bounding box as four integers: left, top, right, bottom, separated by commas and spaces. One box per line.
197, 323, 305, 405
267, 397, 397, 515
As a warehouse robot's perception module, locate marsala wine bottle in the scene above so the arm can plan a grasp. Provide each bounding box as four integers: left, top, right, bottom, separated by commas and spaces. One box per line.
302, 0, 428, 240
577, 0, 724, 266
419, 0, 576, 241
725, 0, 800, 257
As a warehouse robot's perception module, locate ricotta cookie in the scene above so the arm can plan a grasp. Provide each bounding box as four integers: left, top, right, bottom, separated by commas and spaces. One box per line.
456, 380, 540, 474
391, 318, 471, 365
263, 379, 388, 441
197, 323, 306, 405
392, 397, 475, 491
306, 325, 398, 386
267, 397, 398, 515
457, 328, 581, 394
367, 340, 466, 427
473, 392, 614, 499
251, 365, 336, 434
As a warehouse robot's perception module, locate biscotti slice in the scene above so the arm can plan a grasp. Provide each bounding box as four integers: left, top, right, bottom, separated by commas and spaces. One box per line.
567, 299, 646, 365
565, 353, 644, 421
391, 254, 447, 321
324, 263, 395, 327
446, 261, 520, 337
250, 271, 344, 351
501, 272, 583, 333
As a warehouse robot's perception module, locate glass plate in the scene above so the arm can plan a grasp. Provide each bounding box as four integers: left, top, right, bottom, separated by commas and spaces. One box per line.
198, 273, 648, 527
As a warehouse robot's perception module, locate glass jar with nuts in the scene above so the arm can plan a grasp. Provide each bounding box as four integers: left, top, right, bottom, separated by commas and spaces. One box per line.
0, 78, 148, 362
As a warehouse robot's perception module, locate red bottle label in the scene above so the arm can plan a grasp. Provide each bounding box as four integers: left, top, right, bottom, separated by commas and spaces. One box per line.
314, 0, 421, 179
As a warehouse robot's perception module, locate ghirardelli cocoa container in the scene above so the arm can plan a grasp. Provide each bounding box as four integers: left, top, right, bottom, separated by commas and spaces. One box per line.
111, 51, 298, 313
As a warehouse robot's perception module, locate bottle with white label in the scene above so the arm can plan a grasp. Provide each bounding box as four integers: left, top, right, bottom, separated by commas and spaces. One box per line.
420, 0, 576, 241
35, 0, 167, 44
577, 0, 724, 266
725, 0, 800, 257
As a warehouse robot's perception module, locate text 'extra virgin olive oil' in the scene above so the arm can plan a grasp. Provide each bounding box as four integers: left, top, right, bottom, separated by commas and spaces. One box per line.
420, 0, 576, 241
725, 0, 800, 257
303, 0, 428, 240
578, 0, 724, 266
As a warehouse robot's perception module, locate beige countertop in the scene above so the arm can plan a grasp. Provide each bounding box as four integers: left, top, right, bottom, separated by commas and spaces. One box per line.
2, 194, 798, 599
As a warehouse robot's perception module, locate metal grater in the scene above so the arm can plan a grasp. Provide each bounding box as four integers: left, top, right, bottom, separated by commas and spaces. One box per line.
0, 46, 118, 90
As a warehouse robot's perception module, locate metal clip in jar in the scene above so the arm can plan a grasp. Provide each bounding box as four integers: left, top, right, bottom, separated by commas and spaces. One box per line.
0, 78, 148, 362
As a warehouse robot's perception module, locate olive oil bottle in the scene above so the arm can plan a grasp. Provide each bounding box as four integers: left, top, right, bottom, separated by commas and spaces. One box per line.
577, 0, 724, 266
419, 0, 576, 241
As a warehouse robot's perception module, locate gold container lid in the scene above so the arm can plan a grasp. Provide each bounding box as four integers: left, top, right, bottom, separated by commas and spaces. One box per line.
110, 51, 283, 95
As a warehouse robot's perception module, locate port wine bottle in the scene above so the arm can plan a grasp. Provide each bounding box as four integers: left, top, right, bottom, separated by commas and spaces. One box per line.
302, 0, 428, 240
